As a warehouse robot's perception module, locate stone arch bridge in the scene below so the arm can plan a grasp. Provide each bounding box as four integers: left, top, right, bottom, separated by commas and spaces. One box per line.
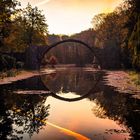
25, 39, 100, 70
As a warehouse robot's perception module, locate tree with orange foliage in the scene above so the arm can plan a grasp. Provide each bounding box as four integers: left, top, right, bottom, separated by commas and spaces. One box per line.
49, 56, 57, 68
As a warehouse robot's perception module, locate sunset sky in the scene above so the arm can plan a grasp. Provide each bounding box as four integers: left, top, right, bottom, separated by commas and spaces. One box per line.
19, 0, 123, 35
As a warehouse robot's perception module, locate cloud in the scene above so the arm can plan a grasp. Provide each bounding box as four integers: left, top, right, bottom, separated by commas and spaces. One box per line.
33, 0, 51, 7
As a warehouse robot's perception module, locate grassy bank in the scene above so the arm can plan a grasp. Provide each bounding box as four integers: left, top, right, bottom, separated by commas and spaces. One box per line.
0, 69, 21, 79
128, 71, 140, 86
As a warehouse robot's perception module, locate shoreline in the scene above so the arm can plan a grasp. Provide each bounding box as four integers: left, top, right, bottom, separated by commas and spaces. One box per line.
0, 70, 41, 85
104, 70, 140, 99
0, 69, 56, 85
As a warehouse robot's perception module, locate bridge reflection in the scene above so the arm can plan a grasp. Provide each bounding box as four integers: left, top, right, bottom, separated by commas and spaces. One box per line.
40, 68, 103, 102
0, 69, 140, 139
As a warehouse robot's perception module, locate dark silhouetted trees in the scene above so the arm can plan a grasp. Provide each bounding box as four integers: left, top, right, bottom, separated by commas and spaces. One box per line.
0, 0, 19, 51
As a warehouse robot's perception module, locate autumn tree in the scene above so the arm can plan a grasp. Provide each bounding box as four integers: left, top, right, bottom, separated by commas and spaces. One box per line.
91, 13, 107, 30
0, 0, 19, 51
49, 55, 57, 67
21, 3, 48, 46
125, 0, 140, 70
4, 3, 48, 52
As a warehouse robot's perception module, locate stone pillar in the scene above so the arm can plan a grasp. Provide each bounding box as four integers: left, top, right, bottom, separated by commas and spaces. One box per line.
25, 45, 40, 70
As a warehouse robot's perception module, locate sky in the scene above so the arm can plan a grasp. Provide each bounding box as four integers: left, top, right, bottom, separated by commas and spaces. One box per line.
19, 0, 123, 35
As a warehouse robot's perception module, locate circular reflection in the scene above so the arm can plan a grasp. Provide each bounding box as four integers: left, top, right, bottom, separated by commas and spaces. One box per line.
40, 39, 102, 101
41, 68, 102, 102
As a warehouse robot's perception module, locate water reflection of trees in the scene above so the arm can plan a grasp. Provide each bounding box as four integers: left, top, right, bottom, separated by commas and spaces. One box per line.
41, 69, 140, 139
0, 89, 50, 140
0, 92, 13, 140
1, 70, 140, 140
41, 69, 102, 95
90, 83, 140, 140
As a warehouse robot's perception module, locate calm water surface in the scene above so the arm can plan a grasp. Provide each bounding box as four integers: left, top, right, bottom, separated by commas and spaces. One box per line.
0, 68, 140, 140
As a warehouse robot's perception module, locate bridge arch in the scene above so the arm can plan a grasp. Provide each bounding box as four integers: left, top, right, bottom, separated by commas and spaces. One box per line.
41, 39, 101, 68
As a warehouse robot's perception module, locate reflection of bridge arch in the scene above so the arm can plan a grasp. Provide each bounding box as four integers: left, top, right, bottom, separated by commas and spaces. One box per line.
49, 90, 94, 102
40, 72, 102, 102
41, 39, 101, 68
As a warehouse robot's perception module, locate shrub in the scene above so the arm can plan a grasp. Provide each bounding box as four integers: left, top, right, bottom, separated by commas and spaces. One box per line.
16, 61, 24, 69
0, 55, 16, 71
49, 56, 57, 66
6, 69, 16, 77
0, 55, 7, 71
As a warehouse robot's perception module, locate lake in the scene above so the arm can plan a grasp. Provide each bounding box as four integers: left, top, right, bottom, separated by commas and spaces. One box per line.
0, 68, 140, 140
